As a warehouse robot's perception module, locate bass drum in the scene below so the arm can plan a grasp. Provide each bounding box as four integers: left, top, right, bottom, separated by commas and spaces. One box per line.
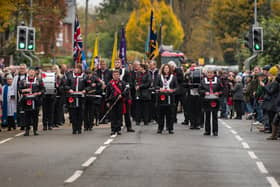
189, 68, 202, 85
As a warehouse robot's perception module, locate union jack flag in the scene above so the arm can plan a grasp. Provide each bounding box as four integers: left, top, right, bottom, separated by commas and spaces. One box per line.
73, 15, 83, 64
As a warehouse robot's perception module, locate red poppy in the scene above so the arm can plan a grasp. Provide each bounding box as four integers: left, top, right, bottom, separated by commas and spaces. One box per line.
26, 99, 32, 106
160, 94, 166, 101
68, 97, 74, 103
210, 101, 217, 108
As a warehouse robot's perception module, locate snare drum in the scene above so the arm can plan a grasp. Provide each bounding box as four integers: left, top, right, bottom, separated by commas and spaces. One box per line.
67, 92, 84, 108
156, 91, 175, 106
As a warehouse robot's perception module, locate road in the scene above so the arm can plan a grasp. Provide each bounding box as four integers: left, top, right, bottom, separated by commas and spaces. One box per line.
0, 114, 280, 187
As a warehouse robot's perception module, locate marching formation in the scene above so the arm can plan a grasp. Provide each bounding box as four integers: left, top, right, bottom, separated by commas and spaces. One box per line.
1, 60, 280, 139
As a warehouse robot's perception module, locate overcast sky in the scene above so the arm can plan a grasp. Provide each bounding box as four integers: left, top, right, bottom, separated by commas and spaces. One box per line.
76, 0, 103, 8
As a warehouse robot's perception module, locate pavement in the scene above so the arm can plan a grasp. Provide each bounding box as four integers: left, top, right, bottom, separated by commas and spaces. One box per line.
0, 114, 280, 187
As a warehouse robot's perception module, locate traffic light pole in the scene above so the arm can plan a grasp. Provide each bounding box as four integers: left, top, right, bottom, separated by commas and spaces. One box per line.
254, 0, 258, 26
27, 51, 40, 66
21, 51, 33, 67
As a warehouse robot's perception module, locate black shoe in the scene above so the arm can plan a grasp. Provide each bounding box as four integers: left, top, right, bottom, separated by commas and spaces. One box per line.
110, 132, 116, 135
72, 131, 77, 135
127, 128, 135, 132
190, 126, 195, 130
157, 130, 162, 134
43, 127, 47, 131
213, 132, 218, 136
144, 122, 149, 126
34, 131, 39, 136
181, 121, 188, 125
20, 126, 25, 130
204, 132, 210, 136
24, 131, 29, 136
84, 128, 88, 131
48, 127, 52, 130
136, 122, 140, 126
117, 131, 122, 135
78, 130, 82, 134
8, 128, 11, 131
169, 131, 174, 134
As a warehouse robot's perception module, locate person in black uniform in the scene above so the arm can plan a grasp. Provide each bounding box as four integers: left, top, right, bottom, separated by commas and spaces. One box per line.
95, 60, 111, 124
148, 60, 159, 123
114, 59, 135, 132
65, 64, 88, 134
199, 68, 223, 136
42, 69, 56, 131
19, 67, 45, 136
106, 70, 129, 135
156, 64, 178, 134
185, 66, 203, 129
84, 70, 102, 131
52, 65, 65, 127
168, 61, 186, 124
130, 61, 141, 120
135, 64, 151, 126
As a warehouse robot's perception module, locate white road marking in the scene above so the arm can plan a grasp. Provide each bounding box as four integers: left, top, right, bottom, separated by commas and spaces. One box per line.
235, 135, 243, 141
104, 139, 113, 145
15, 132, 25, 137
64, 170, 83, 183
256, 161, 269, 174
267, 177, 280, 187
241, 142, 250, 149
0, 138, 14, 144
248, 151, 258, 160
230, 130, 238, 135
82, 157, 96, 168
95, 146, 107, 155
110, 134, 117, 138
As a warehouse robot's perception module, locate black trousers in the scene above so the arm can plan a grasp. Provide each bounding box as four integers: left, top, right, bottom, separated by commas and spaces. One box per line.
205, 110, 218, 134
135, 100, 150, 124
16, 103, 25, 127
123, 101, 132, 129
54, 96, 64, 125
158, 105, 174, 131
42, 95, 56, 128
234, 100, 243, 119
148, 93, 158, 122
7, 116, 16, 130
110, 101, 122, 133
24, 109, 39, 131
84, 99, 94, 130
69, 104, 84, 133
189, 95, 202, 128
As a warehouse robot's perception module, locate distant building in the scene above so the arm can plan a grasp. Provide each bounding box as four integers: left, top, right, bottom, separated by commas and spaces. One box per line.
56, 0, 76, 56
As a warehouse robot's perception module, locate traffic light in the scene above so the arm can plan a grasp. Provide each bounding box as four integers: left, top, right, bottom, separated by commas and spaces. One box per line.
17, 26, 27, 50
252, 26, 263, 52
244, 30, 253, 51
27, 27, 35, 51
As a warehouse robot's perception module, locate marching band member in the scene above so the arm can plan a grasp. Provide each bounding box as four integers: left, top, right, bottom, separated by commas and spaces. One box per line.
42, 69, 56, 131
106, 70, 129, 135
84, 70, 102, 131
148, 60, 159, 123
156, 64, 178, 134
65, 64, 88, 135
52, 65, 65, 127
96, 60, 111, 124
114, 59, 135, 132
135, 64, 151, 126
199, 68, 223, 136
19, 67, 45, 136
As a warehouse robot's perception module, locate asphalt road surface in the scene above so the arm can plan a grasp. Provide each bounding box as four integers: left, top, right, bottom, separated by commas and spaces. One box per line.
1, 114, 280, 187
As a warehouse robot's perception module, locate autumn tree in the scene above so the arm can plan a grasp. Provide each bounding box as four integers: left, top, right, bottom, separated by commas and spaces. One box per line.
33, 0, 66, 57
126, 0, 184, 53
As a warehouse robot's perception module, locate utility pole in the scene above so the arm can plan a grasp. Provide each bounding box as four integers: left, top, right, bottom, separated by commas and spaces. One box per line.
30, 0, 33, 27
84, 0, 89, 56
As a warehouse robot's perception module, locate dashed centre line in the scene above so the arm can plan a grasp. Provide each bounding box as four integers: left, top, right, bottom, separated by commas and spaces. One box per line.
256, 161, 269, 174
241, 142, 250, 149
0, 137, 14, 144
82, 157, 96, 168
248, 151, 258, 160
267, 177, 280, 187
64, 170, 83, 183
95, 145, 107, 155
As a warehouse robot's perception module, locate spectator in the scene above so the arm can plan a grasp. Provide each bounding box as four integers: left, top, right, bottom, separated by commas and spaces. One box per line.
232, 75, 244, 119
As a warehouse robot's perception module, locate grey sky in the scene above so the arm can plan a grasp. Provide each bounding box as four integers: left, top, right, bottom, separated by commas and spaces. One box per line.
76, 0, 103, 8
